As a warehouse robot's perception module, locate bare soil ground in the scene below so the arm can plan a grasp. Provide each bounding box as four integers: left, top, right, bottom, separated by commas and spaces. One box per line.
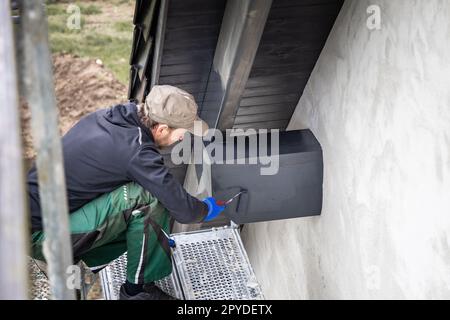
22, 53, 127, 166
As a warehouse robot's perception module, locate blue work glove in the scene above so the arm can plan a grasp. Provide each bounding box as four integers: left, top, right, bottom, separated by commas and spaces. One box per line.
203, 197, 226, 222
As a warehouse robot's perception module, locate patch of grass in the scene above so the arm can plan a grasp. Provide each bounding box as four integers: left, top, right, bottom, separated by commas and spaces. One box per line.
114, 21, 133, 33
46, 4, 66, 16
48, 17, 67, 33
46, 2, 102, 16
80, 4, 102, 15
112, 0, 133, 5
49, 32, 131, 83
48, 14, 86, 33
46, 1, 133, 84
46, 0, 69, 4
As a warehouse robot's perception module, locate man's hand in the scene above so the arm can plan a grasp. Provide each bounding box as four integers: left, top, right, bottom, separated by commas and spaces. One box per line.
203, 197, 226, 221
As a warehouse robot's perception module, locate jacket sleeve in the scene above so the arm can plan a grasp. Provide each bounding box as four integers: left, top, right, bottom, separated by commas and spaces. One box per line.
126, 144, 208, 223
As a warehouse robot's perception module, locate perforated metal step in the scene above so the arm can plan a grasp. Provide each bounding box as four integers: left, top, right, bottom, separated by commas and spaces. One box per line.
29, 257, 51, 300
100, 252, 183, 300
99, 225, 264, 300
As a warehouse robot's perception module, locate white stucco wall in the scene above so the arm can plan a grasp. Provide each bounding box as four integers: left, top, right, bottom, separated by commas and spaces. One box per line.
241, 0, 450, 299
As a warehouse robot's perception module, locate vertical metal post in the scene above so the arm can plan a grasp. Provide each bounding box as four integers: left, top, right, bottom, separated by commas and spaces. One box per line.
21, 0, 75, 300
0, 0, 30, 300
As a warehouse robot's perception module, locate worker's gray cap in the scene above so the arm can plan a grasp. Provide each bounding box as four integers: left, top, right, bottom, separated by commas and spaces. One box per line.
144, 85, 208, 136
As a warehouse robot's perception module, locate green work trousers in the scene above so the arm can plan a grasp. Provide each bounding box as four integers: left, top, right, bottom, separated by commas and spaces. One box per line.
30, 182, 172, 284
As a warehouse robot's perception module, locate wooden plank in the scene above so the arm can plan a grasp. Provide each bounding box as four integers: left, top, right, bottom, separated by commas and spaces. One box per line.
161, 48, 215, 65
0, 0, 29, 300
260, 28, 333, 45
192, 93, 208, 104
140, 0, 158, 42
163, 37, 219, 51
133, 0, 152, 24
135, 38, 153, 80
167, 0, 226, 17
242, 87, 308, 99
273, 0, 343, 8
234, 110, 293, 124
22, 0, 75, 300
245, 73, 310, 89
240, 93, 300, 107
262, 15, 336, 40
159, 73, 210, 85
168, 0, 225, 11
242, 81, 308, 98
166, 13, 224, 30
253, 40, 325, 65
160, 63, 212, 76
229, 0, 342, 130
128, 65, 140, 100
237, 103, 297, 116
256, 40, 326, 55
164, 24, 222, 43
168, 9, 225, 18
250, 42, 324, 77
233, 119, 289, 130
180, 90, 223, 100
129, 25, 143, 65
252, 48, 323, 69
172, 82, 209, 95
197, 110, 221, 126
134, 75, 149, 104
268, 2, 343, 20
249, 61, 319, 77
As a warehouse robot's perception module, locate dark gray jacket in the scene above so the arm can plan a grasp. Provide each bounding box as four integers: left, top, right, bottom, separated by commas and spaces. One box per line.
28, 102, 207, 232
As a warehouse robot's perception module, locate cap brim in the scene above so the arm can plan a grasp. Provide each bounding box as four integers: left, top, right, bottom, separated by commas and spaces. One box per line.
186, 117, 209, 136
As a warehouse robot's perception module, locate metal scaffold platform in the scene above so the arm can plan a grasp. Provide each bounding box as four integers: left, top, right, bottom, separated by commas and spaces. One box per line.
100, 225, 264, 300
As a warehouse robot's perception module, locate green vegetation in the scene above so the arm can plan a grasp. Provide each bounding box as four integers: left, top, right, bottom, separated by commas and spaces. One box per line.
114, 21, 133, 33
48, 13, 86, 32
111, 0, 133, 5
46, 1, 133, 84
81, 4, 102, 15
46, 4, 66, 16
46, 3, 102, 16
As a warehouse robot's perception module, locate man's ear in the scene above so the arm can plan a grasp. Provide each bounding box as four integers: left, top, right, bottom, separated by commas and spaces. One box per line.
156, 124, 170, 135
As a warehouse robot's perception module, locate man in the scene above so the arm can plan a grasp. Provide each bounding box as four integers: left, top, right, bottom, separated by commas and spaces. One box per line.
28, 85, 225, 300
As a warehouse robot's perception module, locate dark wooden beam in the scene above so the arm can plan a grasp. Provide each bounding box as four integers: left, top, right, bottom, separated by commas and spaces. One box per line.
199, 0, 273, 130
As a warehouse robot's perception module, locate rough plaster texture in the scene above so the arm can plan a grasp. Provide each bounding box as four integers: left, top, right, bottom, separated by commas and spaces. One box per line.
241, 0, 450, 299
